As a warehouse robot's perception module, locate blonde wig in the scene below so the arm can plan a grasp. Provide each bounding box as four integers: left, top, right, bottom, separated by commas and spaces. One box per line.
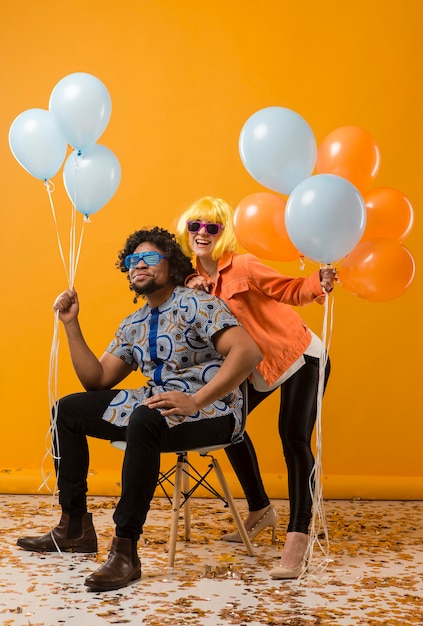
176, 196, 240, 261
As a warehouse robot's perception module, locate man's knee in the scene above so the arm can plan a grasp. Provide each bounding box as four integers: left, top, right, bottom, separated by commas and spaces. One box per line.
53, 394, 74, 423
53, 392, 88, 430
127, 406, 164, 442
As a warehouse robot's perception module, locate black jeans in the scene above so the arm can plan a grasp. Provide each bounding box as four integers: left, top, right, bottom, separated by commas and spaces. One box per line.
53, 390, 234, 541
225, 355, 331, 534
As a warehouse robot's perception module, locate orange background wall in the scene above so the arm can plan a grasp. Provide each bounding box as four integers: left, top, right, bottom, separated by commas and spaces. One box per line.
1, 0, 422, 499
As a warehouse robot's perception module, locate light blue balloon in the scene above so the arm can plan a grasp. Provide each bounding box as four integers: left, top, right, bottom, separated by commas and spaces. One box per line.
63, 144, 121, 216
239, 106, 317, 195
49, 73, 112, 151
9, 108, 68, 180
285, 174, 367, 264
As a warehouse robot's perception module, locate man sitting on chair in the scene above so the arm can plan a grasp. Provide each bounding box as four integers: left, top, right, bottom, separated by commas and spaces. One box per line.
17, 226, 262, 592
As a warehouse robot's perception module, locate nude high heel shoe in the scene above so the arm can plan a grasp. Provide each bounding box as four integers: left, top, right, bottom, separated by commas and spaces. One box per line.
269, 531, 308, 579
269, 560, 304, 580
220, 505, 278, 543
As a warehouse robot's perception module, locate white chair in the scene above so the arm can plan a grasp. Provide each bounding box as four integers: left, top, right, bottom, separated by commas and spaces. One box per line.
111, 381, 255, 568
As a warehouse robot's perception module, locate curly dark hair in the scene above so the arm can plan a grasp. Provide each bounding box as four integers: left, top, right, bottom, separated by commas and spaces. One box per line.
116, 227, 195, 302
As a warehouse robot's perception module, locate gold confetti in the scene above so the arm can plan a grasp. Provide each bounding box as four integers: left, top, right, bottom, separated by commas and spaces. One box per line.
1, 494, 422, 625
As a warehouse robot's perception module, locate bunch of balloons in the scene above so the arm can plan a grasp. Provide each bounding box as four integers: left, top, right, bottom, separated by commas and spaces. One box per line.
235, 106, 415, 302
8, 72, 121, 217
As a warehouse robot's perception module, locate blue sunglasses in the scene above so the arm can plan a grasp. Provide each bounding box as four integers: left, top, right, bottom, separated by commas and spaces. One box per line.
124, 251, 168, 269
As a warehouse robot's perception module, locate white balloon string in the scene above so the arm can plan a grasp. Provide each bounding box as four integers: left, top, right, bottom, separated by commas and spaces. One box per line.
39, 309, 61, 495
68, 203, 85, 289
68, 153, 83, 289
44, 180, 71, 287
41, 175, 86, 542
302, 290, 335, 580
73, 217, 85, 286
69, 204, 76, 288
43, 177, 85, 289
39, 309, 64, 555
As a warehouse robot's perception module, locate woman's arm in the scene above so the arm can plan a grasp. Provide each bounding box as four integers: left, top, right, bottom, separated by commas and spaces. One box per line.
245, 255, 336, 306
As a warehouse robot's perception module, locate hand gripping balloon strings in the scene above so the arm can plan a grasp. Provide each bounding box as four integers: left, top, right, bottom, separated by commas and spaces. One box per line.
300, 284, 335, 581
39, 177, 85, 508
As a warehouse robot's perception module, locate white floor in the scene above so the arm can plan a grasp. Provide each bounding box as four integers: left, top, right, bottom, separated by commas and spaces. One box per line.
0, 495, 422, 625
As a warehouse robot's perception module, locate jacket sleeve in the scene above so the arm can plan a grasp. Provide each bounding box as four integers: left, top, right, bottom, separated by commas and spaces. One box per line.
245, 255, 326, 306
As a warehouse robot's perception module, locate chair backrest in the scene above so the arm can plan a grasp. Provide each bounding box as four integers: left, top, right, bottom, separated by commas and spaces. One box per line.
239, 379, 249, 434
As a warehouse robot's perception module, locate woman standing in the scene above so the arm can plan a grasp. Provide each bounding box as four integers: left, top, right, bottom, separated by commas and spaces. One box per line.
176, 196, 336, 579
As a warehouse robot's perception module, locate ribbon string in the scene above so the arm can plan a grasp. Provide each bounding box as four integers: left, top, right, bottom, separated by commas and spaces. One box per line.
40, 180, 85, 503
303, 290, 335, 579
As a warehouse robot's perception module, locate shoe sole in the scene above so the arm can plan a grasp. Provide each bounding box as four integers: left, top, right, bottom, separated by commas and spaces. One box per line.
85, 570, 141, 592
16, 542, 98, 553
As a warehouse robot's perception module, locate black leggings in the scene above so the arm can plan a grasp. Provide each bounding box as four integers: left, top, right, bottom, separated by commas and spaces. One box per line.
225, 355, 331, 534
53, 390, 234, 541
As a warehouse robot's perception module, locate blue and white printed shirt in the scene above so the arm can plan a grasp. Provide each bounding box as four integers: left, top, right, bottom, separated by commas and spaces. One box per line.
102, 286, 243, 441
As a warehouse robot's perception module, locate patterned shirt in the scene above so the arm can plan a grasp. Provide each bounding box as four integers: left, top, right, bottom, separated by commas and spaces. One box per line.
102, 286, 243, 441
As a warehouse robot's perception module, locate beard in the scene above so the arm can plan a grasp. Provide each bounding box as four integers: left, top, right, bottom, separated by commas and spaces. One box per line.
131, 275, 168, 297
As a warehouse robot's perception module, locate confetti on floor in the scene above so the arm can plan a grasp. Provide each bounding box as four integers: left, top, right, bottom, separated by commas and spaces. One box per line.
0, 495, 422, 625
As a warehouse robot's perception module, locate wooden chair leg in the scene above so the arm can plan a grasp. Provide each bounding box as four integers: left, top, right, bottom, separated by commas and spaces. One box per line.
181, 453, 191, 541
211, 457, 255, 557
167, 457, 184, 568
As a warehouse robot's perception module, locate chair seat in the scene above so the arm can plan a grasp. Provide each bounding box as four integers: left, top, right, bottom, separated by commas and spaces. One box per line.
111, 440, 230, 456
111, 440, 126, 452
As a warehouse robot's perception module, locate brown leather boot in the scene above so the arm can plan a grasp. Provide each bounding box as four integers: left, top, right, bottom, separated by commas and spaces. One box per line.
17, 512, 97, 553
85, 536, 141, 591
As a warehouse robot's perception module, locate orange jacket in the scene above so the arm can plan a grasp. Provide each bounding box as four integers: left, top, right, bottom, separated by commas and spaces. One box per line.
198, 252, 325, 386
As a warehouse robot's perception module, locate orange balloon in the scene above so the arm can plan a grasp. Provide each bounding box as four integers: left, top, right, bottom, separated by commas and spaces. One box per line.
361, 187, 414, 242
316, 126, 381, 194
338, 239, 415, 302
234, 192, 299, 261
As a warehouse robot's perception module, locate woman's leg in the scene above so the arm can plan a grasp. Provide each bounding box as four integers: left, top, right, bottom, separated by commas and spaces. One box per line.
270, 355, 330, 572
55, 390, 127, 516
222, 382, 275, 533
224, 382, 274, 512
279, 355, 330, 535
224, 433, 270, 512
113, 406, 234, 540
